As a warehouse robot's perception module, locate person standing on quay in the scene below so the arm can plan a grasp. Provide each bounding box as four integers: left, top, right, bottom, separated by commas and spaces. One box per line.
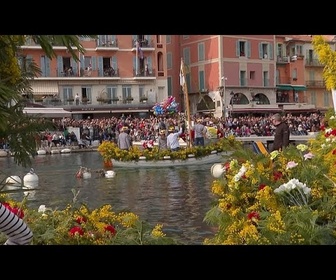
271, 113, 290, 152
117, 126, 131, 150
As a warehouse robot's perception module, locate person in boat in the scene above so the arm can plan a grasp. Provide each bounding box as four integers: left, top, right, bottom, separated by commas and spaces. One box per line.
167, 125, 183, 152
157, 129, 168, 151
118, 126, 132, 150
193, 118, 207, 146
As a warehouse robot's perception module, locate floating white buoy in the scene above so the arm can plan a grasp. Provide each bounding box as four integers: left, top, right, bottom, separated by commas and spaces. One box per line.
37, 149, 47, 155
5, 175, 22, 186
105, 170, 116, 178
82, 171, 92, 179
23, 168, 39, 184
211, 163, 225, 178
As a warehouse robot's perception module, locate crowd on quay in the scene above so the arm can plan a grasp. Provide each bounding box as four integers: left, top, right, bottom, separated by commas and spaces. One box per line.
33, 112, 324, 149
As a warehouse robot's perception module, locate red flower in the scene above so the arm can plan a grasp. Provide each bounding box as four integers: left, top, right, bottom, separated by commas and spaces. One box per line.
69, 226, 84, 236
224, 162, 230, 171
104, 224, 116, 236
273, 171, 283, 181
76, 216, 87, 224
332, 149, 336, 155
11, 207, 24, 219
247, 211, 260, 220
258, 183, 266, 190
2, 202, 12, 211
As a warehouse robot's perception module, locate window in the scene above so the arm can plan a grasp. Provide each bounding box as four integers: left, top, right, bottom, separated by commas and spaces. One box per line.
311, 91, 316, 104
107, 86, 118, 103
240, 71, 247, 86
198, 43, 205, 61
323, 91, 329, 107
263, 71, 269, 87
167, 52, 172, 69
261, 43, 268, 59
81, 87, 92, 102
166, 35, 171, 44
292, 68, 297, 80
199, 70, 205, 91
40, 55, 50, 77
277, 43, 283, 57
63, 87, 73, 102
167, 77, 172, 97
122, 86, 132, 103
84, 56, 92, 69
250, 71, 255, 80
182, 35, 189, 39
183, 48, 191, 65
239, 41, 246, 57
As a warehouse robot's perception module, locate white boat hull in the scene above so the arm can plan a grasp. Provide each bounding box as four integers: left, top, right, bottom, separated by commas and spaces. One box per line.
111, 151, 230, 168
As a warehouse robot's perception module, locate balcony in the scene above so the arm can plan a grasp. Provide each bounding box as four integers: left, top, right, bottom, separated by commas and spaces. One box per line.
133, 68, 155, 77
276, 56, 290, 64
306, 80, 326, 88
305, 59, 324, 67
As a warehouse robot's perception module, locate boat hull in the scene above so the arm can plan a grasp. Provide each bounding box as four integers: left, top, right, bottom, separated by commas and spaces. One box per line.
111, 151, 230, 168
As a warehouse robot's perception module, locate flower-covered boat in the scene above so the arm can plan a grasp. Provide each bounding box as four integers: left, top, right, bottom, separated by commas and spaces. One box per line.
97, 136, 241, 168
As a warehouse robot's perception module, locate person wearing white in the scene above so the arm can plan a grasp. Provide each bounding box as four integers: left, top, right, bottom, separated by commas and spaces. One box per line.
167, 126, 183, 151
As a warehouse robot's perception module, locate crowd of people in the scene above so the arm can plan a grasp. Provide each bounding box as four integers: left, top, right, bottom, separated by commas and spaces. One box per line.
36, 112, 323, 150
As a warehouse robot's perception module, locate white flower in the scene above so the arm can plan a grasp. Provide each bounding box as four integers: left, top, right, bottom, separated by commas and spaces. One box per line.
330, 116, 335, 119
38, 204, 47, 213
274, 178, 311, 206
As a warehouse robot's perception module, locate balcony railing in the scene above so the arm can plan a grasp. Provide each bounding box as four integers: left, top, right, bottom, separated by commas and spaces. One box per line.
306, 80, 326, 88
276, 56, 290, 63
133, 68, 155, 77
305, 59, 324, 67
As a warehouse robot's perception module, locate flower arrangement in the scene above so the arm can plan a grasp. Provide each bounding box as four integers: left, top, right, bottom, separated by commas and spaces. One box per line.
204, 109, 336, 245
0, 191, 180, 245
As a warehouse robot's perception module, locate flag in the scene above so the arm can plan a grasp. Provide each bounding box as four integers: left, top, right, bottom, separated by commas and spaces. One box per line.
180, 58, 186, 91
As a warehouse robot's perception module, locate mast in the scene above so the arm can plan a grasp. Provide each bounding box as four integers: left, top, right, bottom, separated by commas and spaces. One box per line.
180, 58, 192, 148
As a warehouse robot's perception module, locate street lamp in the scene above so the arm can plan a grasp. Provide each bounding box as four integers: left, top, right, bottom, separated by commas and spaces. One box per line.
221, 76, 227, 117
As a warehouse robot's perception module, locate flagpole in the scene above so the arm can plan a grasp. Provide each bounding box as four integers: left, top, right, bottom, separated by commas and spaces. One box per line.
180, 58, 192, 148
135, 40, 138, 75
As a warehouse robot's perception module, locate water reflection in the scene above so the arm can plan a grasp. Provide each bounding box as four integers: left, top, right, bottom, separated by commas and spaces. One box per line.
0, 152, 218, 244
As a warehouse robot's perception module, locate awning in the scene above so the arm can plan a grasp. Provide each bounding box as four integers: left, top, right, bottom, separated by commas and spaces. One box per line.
30, 82, 59, 96
277, 84, 307, 91
292, 85, 307, 91
277, 85, 293, 91
23, 107, 71, 118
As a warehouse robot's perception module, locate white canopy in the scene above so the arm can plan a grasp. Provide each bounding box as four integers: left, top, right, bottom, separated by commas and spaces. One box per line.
23, 107, 72, 118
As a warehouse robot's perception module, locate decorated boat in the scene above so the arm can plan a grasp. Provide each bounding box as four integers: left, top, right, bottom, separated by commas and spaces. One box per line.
97, 136, 241, 168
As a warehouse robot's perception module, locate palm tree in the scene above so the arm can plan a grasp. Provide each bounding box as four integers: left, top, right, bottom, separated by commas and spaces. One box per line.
0, 35, 97, 167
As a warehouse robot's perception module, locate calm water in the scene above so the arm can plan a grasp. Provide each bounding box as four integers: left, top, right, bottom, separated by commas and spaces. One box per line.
0, 151, 218, 244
